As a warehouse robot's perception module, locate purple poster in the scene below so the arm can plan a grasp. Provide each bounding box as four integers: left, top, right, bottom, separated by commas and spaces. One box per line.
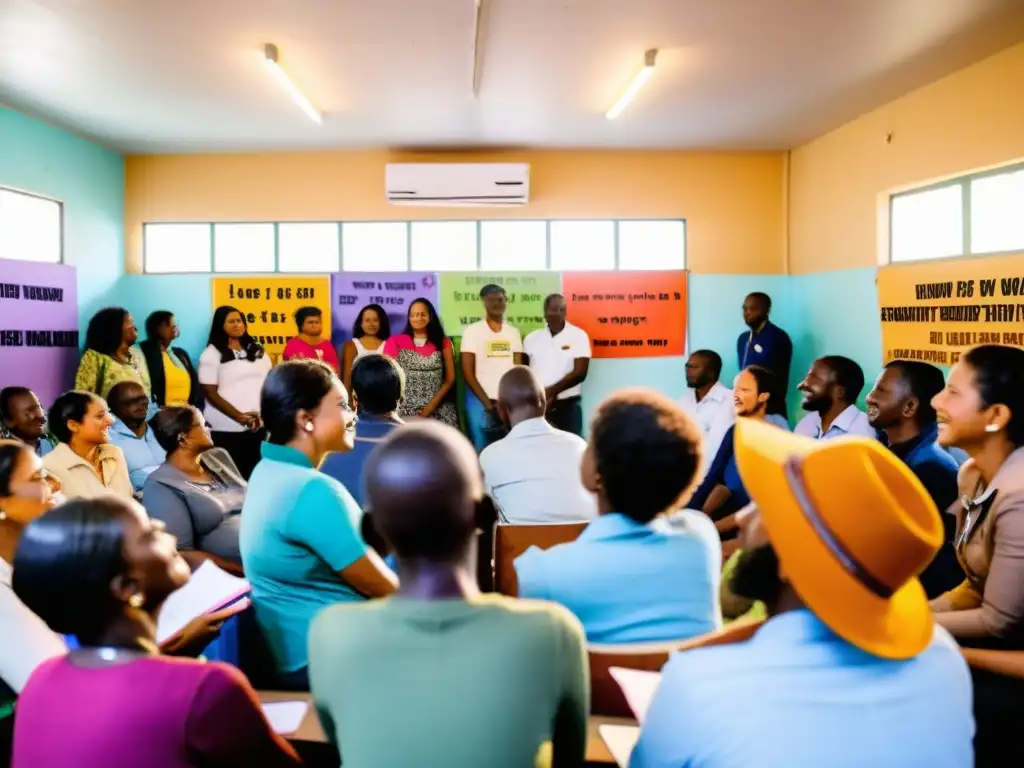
0, 259, 79, 408
331, 272, 439, 344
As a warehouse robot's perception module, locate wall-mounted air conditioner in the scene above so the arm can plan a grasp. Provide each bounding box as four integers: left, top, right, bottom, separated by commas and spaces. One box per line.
385, 163, 530, 206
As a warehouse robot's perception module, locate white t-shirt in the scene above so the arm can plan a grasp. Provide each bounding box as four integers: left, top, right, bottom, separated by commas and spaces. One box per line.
198, 345, 273, 432
459, 321, 523, 399
523, 322, 592, 399
0, 557, 67, 695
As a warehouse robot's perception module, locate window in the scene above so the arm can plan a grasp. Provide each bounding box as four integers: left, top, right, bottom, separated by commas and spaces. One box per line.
213, 223, 275, 273
411, 221, 477, 271
480, 221, 547, 270
971, 168, 1024, 255
342, 222, 408, 271
144, 224, 211, 273
0, 189, 62, 263
550, 220, 615, 271
618, 220, 686, 270
890, 185, 963, 263
278, 223, 340, 272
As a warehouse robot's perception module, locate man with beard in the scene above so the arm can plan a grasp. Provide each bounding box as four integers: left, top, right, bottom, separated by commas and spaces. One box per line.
631, 420, 974, 767
794, 355, 875, 440
736, 293, 792, 415
0, 388, 56, 457
679, 350, 734, 470
865, 360, 962, 598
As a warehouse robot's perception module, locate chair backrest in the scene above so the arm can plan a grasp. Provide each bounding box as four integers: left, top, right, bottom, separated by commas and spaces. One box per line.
493, 521, 588, 596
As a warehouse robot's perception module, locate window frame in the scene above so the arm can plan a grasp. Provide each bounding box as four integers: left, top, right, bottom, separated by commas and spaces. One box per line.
0, 186, 64, 265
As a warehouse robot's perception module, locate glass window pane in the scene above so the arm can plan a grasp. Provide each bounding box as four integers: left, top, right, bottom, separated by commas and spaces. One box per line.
971, 169, 1024, 254
550, 220, 614, 271
411, 221, 477, 271
618, 220, 685, 270
278, 223, 340, 272
214, 223, 275, 273
0, 190, 61, 263
342, 222, 408, 271
890, 185, 963, 263
480, 221, 547, 270
144, 224, 211, 273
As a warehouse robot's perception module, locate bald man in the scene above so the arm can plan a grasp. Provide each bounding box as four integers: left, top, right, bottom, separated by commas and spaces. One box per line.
107, 381, 165, 492
478, 366, 596, 525
308, 421, 589, 767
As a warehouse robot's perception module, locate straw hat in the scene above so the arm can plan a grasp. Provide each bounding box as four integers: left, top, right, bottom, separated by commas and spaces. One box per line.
733, 418, 943, 660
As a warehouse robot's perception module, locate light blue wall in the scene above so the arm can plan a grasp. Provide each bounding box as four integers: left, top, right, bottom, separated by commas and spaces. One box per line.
0, 107, 124, 327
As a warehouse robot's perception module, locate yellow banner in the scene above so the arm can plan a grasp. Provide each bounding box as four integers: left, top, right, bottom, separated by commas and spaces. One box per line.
877, 254, 1024, 366
211, 276, 332, 363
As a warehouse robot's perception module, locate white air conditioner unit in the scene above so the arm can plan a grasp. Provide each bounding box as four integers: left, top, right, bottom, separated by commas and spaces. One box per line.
385, 163, 530, 207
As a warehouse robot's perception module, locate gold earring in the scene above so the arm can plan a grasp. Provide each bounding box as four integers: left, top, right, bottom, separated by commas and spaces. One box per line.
128, 593, 145, 609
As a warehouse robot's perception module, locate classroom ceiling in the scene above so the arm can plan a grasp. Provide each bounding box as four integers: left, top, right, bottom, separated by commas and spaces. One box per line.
1, 0, 1023, 153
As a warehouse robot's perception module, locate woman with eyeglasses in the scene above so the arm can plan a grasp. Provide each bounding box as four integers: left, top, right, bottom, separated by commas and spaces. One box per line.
240, 360, 397, 691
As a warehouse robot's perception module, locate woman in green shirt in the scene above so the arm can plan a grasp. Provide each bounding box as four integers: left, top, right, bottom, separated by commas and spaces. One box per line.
74, 307, 150, 400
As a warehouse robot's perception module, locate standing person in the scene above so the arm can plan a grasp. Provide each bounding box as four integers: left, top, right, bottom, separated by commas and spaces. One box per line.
866, 361, 962, 598
522, 294, 591, 436
284, 305, 341, 374
794, 356, 875, 440
631, 419, 973, 768
0, 388, 56, 457
460, 284, 523, 452
383, 298, 457, 426
241, 360, 397, 690
339, 304, 389, 394
679, 350, 734, 469
197, 306, 271, 480
74, 307, 150, 400
10, 496, 300, 768
309, 421, 589, 768
137, 311, 203, 409
106, 382, 166, 493
736, 292, 792, 408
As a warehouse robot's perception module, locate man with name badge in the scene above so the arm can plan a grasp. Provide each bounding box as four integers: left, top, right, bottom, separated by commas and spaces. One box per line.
737, 292, 793, 416
523, 294, 591, 436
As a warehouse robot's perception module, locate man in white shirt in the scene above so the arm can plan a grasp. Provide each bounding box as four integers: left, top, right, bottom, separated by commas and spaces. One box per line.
679, 350, 735, 471
459, 284, 524, 452
794, 355, 877, 440
522, 294, 591, 436
480, 366, 596, 524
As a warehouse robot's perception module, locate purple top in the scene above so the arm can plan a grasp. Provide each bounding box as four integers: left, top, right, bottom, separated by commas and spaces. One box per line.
383, 334, 452, 358
12, 656, 300, 767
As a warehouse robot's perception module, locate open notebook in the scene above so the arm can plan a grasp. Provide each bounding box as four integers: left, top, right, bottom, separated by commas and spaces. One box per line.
598, 668, 662, 767
156, 561, 251, 644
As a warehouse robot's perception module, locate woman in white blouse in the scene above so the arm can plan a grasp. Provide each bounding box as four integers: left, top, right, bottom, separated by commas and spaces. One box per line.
198, 306, 272, 480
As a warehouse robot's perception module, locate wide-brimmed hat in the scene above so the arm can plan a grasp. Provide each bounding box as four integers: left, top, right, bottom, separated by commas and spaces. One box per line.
734, 418, 943, 659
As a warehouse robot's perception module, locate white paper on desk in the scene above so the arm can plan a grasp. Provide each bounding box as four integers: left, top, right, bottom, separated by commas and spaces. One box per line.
608, 668, 661, 723
599, 725, 640, 768
261, 701, 309, 735
156, 561, 251, 643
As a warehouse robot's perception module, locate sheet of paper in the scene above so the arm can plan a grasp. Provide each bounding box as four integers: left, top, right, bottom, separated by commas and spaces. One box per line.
599, 724, 641, 768
608, 667, 661, 723
156, 561, 251, 643
261, 701, 309, 735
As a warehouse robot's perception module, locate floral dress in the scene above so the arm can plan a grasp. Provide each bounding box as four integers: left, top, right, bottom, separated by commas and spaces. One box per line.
74, 348, 151, 400
382, 335, 457, 426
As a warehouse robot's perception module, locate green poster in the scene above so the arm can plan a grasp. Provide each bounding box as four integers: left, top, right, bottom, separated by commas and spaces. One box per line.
439, 272, 562, 337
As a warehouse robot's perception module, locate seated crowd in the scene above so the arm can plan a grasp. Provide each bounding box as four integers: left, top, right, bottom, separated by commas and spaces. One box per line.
0, 298, 1022, 767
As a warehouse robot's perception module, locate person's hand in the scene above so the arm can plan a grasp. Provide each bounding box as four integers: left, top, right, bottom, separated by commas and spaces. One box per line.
544, 386, 557, 404
485, 399, 497, 412
159, 598, 250, 657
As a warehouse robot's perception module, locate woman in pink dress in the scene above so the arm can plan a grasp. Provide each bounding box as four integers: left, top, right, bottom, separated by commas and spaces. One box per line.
282, 306, 339, 372
383, 298, 457, 426
340, 304, 390, 395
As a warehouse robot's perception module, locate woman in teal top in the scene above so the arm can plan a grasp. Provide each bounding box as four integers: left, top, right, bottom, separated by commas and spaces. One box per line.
239, 360, 397, 690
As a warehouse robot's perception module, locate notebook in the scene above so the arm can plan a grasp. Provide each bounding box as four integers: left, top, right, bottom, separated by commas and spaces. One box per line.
261, 701, 309, 735
156, 561, 251, 643
599, 724, 641, 768
608, 667, 661, 723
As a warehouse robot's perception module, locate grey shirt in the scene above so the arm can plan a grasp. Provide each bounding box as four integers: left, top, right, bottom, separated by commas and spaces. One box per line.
142, 448, 246, 564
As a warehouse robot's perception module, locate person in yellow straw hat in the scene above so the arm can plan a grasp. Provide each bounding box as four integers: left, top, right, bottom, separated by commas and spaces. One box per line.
631, 419, 974, 768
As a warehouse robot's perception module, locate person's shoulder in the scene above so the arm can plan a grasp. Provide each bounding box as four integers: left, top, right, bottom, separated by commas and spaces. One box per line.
309, 599, 393, 652
198, 345, 220, 363
299, 470, 359, 509
475, 594, 586, 640
922, 626, 972, 683
523, 327, 544, 345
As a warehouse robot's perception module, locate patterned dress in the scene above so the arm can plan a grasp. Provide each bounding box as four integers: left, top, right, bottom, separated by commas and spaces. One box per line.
383, 335, 458, 426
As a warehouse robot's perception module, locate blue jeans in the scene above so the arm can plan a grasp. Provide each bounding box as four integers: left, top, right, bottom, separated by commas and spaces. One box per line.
464, 394, 506, 453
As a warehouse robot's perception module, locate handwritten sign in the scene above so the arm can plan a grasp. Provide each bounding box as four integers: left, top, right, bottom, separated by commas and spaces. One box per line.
439, 272, 561, 337
211, 276, 331, 363
562, 271, 687, 358
0, 259, 80, 407
331, 272, 439, 344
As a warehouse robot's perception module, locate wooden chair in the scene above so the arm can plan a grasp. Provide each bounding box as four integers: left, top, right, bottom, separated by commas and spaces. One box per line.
492, 522, 588, 596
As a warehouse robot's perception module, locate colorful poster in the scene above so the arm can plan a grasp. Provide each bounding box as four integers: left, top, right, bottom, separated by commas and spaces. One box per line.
562, 271, 688, 358
330, 272, 439, 344
877, 254, 1024, 366
211, 276, 331, 363
438, 272, 562, 337
0, 259, 80, 407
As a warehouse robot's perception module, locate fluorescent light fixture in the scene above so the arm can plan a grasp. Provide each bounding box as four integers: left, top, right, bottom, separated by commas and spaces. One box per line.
263, 43, 322, 124
606, 48, 658, 120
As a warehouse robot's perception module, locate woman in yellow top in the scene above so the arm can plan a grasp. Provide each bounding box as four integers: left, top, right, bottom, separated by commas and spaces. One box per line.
137, 311, 203, 409
74, 308, 150, 400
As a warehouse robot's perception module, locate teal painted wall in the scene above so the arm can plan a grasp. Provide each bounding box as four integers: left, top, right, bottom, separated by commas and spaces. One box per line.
0, 107, 124, 327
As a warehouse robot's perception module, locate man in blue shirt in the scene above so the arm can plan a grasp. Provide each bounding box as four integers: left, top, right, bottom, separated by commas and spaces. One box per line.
107, 381, 165, 492
794, 355, 877, 440
631, 420, 974, 768
0, 387, 56, 457
736, 292, 792, 410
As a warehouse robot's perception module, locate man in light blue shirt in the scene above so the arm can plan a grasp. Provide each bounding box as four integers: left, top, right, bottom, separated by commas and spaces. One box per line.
794, 356, 876, 440
107, 381, 165, 492
515, 389, 721, 644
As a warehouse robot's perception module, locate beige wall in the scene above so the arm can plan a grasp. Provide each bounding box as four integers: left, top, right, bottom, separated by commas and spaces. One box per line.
790, 42, 1024, 274
124, 150, 785, 275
